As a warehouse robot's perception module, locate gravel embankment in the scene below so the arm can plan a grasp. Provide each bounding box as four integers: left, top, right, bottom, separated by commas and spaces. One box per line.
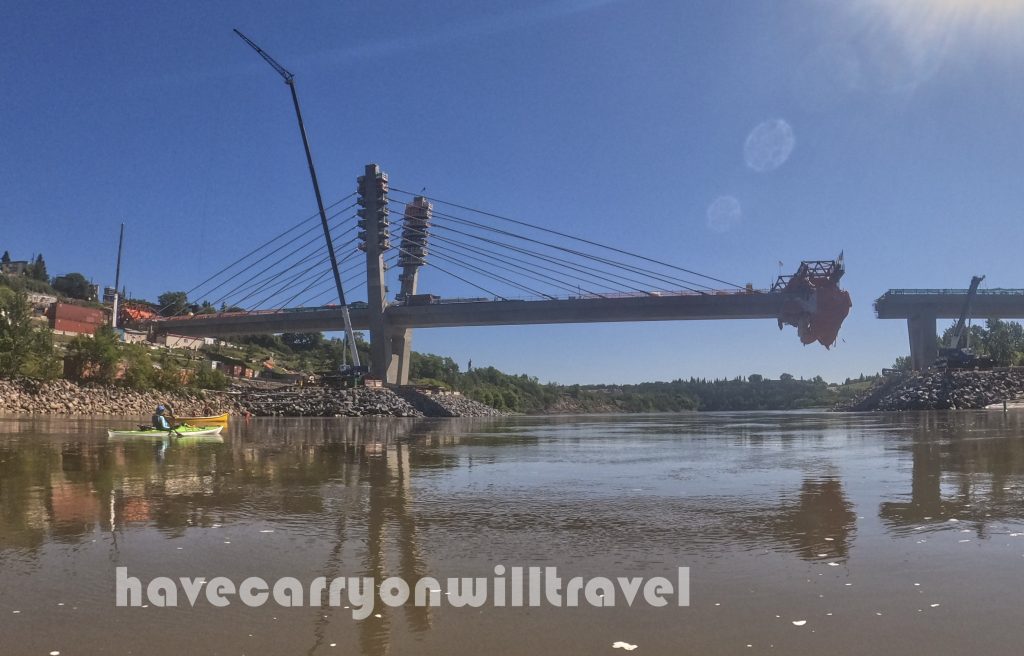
838, 369, 1024, 411
0, 378, 512, 418
0, 378, 229, 416
391, 387, 506, 417
235, 386, 422, 417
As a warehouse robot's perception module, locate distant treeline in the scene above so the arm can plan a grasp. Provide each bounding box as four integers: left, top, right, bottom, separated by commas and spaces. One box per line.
409, 352, 866, 413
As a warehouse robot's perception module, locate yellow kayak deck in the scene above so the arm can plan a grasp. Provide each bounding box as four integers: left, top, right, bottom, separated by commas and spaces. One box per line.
172, 412, 229, 426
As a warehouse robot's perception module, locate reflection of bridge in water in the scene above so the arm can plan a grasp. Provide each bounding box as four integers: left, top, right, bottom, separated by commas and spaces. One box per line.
0, 417, 484, 654
878, 412, 1024, 538
6, 413, 1024, 653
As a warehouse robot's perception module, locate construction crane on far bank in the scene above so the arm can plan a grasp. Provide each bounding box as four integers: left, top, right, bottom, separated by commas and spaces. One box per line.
233, 29, 362, 369
936, 274, 992, 369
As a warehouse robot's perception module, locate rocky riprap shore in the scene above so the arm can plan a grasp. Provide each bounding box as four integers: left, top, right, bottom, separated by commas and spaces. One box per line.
0, 378, 230, 416
838, 369, 1024, 411
0, 378, 506, 418
235, 386, 422, 417
392, 387, 506, 417
236, 385, 507, 417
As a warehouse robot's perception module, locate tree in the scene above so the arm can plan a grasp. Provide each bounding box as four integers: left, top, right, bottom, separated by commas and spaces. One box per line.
153, 352, 187, 390
27, 254, 48, 282
64, 326, 121, 383
157, 291, 189, 317
52, 272, 93, 300
0, 290, 59, 378
193, 365, 228, 390
779, 373, 795, 381
748, 374, 764, 383
121, 343, 155, 390
282, 332, 324, 352
410, 352, 460, 386
891, 356, 912, 372
985, 319, 1024, 366
1, 251, 10, 265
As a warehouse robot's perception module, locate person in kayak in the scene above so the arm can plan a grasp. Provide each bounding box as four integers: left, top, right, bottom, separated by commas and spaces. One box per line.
151, 405, 173, 431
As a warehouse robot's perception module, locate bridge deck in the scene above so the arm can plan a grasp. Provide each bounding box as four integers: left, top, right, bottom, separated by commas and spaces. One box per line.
875, 289, 1024, 319
151, 293, 795, 337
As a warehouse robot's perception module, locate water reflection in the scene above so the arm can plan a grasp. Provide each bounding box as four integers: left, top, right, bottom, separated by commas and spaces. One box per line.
3, 412, 1024, 655
0, 416, 499, 655
879, 411, 1024, 537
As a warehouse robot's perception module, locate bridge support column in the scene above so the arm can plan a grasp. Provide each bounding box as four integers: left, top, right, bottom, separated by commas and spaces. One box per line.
390, 196, 432, 386
907, 311, 937, 370
391, 328, 413, 385
358, 164, 393, 382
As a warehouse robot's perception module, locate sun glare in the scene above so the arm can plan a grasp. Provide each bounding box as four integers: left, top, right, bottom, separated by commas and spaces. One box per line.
864, 0, 1024, 45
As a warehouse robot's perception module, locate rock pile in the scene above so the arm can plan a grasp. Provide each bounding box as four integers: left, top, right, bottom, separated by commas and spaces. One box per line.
392, 387, 507, 417
0, 378, 506, 418
838, 369, 1024, 411
0, 378, 229, 416
234, 386, 423, 417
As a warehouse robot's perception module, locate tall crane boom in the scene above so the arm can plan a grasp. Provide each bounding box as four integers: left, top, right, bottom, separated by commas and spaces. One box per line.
233, 29, 361, 368
935, 274, 992, 369
233, 29, 293, 82
948, 275, 984, 350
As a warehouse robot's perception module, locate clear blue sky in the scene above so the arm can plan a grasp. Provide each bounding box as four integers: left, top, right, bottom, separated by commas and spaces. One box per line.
3, 0, 1023, 384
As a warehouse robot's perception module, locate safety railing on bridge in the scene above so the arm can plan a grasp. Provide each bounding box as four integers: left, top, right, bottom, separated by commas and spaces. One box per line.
880, 288, 1024, 296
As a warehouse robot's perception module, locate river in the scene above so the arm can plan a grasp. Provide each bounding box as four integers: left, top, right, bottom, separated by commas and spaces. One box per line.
1, 411, 1023, 655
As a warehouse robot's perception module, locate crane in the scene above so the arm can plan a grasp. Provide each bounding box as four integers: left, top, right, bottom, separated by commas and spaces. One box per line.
936, 274, 992, 369
233, 29, 362, 370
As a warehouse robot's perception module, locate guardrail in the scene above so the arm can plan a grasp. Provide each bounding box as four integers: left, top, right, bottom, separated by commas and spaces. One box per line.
880, 289, 1024, 296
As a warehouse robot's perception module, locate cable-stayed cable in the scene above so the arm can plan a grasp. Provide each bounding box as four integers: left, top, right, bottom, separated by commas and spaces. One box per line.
155, 194, 356, 315
390, 187, 743, 289
393, 216, 612, 297
394, 246, 504, 300
423, 211, 706, 293
245, 238, 361, 310
387, 198, 709, 293
202, 220, 357, 312
392, 211, 674, 294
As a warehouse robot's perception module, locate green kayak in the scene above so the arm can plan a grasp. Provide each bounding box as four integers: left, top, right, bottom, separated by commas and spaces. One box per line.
107, 425, 224, 439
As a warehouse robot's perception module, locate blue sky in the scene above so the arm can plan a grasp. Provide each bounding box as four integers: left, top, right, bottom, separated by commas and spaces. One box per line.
2, 0, 1023, 384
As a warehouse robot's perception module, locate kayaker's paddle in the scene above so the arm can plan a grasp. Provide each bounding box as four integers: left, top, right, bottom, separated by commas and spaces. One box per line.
165, 402, 181, 438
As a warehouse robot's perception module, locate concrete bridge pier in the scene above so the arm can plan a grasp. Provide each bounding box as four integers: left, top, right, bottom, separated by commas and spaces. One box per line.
387, 194, 432, 386
390, 327, 413, 385
907, 311, 937, 371
359, 164, 393, 382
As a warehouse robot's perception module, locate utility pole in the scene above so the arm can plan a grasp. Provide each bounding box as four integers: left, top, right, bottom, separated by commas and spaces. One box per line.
112, 223, 125, 328
233, 29, 361, 368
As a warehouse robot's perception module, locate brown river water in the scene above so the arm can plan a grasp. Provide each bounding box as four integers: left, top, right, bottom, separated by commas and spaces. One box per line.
2, 411, 1024, 655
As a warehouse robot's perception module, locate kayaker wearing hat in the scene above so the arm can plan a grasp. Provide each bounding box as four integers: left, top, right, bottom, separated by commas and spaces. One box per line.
152, 405, 172, 431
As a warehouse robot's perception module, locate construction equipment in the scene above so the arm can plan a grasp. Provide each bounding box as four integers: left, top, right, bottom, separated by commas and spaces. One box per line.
233, 29, 362, 370
774, 253, 852, 349
935, 275, 992, 369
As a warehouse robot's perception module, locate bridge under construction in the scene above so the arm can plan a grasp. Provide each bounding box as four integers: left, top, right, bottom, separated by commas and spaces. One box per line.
875, 288, 1024, 370
145, 164, 852, 385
